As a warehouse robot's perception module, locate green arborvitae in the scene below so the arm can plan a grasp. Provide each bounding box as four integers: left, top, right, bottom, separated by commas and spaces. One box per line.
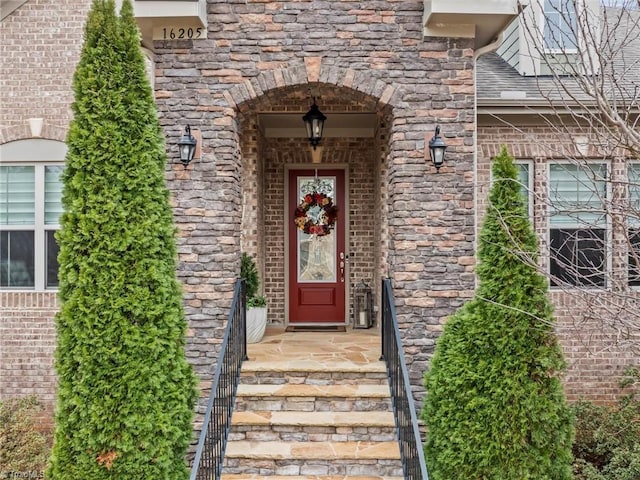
422, 146, 574, 480
240, 253, 260, 301
47, 1, 197, 478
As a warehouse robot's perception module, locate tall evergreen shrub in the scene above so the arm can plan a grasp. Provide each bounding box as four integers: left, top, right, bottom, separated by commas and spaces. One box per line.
48, 1, 197, 478
422, 146, 574, 479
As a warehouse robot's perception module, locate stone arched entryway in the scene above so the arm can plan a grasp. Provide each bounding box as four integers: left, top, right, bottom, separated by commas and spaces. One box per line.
163, 54, 477, 405
235, 79, 394, 328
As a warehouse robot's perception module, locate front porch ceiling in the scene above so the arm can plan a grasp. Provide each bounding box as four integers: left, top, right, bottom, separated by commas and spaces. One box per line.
258, 113, 378, 139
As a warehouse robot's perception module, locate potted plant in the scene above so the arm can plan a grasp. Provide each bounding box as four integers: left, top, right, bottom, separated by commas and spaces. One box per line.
240, 253, 268, 343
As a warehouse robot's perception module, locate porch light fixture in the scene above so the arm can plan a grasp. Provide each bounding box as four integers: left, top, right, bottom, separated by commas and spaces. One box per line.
178, 125, 197, 169
428, 125, 448, 172
302, 99, 326, 150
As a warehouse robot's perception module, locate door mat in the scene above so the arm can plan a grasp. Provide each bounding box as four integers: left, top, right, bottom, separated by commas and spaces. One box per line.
285, 325, 346, 333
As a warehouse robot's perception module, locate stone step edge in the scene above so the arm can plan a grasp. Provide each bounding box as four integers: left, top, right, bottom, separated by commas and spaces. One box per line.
242, 361, 387, 374
232, 410, 395, 427
222, 476, 404, 480
225, 440, 401, 461
236, 384, 390, 398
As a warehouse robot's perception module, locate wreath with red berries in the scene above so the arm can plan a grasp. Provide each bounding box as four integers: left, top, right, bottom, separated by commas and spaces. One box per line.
294, 191, 338, 236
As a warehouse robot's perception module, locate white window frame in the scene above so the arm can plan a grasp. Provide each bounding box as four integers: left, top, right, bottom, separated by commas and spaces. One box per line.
0, 139, 66, 291
547, 160, 611, 289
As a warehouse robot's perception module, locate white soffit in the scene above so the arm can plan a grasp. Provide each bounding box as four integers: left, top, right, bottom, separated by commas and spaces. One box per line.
423, 0, 522, 49
130, 0, 207, 47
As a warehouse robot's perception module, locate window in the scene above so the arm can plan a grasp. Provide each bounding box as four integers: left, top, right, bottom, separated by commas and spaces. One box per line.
516, 161, 534, 218
549, 163, 607, 287
543, 0, 578, 51
628, 164, 640, 286
0, 164, 64, 289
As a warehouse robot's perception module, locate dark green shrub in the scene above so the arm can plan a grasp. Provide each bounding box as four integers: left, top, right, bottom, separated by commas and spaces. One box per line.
572, 367, 640, 480
240, 253, 267, 308
0, 396, 52, 473
47, 1, 197, 478
422, 146, 574, 480
240, 253, 259, 300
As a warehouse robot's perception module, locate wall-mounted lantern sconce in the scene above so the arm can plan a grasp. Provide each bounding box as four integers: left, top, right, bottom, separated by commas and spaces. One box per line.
428, 125, 448, 172
178, 125, 197, 169
302, 99, 326, 150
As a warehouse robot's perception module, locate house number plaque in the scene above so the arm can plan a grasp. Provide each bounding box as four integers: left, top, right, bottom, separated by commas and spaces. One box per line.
153, 25, 207, 41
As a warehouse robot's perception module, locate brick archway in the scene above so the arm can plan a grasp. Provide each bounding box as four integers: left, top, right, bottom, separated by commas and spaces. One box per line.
224, 58, 402, 114
0, 122, 67, 145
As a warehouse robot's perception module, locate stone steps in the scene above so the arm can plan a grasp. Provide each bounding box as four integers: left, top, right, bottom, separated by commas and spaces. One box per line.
223, 476, 403, 480
223, 358, 402, 478
232, 410, 395, 427
229, 411, 397, 442
234, 384, 392, 412
240, 361, 387, 385
236, 384, 391, 398
223, 441, 402, 477
229, 426, 396, 443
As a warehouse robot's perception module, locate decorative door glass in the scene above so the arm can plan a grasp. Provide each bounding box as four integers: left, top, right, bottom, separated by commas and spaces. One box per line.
297, 176, 337, 283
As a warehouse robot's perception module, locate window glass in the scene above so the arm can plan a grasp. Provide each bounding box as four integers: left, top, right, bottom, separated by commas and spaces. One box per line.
549, 163, 607, 287
0, 231, 35, 288
45, 165, 64, 225
544, 0, 578, 50
0, 166, 35, 225
549, 163, 607, 227
0, 164, 63, 290
628, 164, 640, 285
629, 230, 640, 287
550, 228, 606, 287
46, 230, 60, 288
516, 162, 531, 214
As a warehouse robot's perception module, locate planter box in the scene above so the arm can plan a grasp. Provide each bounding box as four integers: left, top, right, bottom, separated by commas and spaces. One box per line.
247, 307, 267, 344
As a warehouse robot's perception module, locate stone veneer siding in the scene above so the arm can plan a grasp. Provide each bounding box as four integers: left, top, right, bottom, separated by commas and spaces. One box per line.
478, 124, 640, 402
155, 0, 476, 407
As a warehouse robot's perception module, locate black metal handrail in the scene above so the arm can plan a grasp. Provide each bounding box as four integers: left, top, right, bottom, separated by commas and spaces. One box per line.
190, 279, 247, 480
381, 278, 429, 480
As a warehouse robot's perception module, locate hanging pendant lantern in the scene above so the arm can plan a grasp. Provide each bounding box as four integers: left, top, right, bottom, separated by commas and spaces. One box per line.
302, 99, 326, 150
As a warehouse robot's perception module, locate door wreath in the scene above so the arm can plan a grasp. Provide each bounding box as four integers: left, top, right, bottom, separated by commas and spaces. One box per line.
294, 191, 338, 236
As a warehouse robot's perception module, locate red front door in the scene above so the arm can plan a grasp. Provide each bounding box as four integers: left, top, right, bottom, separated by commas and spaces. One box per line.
288, 169, 346, 324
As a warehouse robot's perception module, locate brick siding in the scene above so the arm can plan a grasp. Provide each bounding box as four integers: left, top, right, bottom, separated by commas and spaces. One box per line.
0, 0, 90, 421
0, 0, 89, 141
478, 124, 640, 402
